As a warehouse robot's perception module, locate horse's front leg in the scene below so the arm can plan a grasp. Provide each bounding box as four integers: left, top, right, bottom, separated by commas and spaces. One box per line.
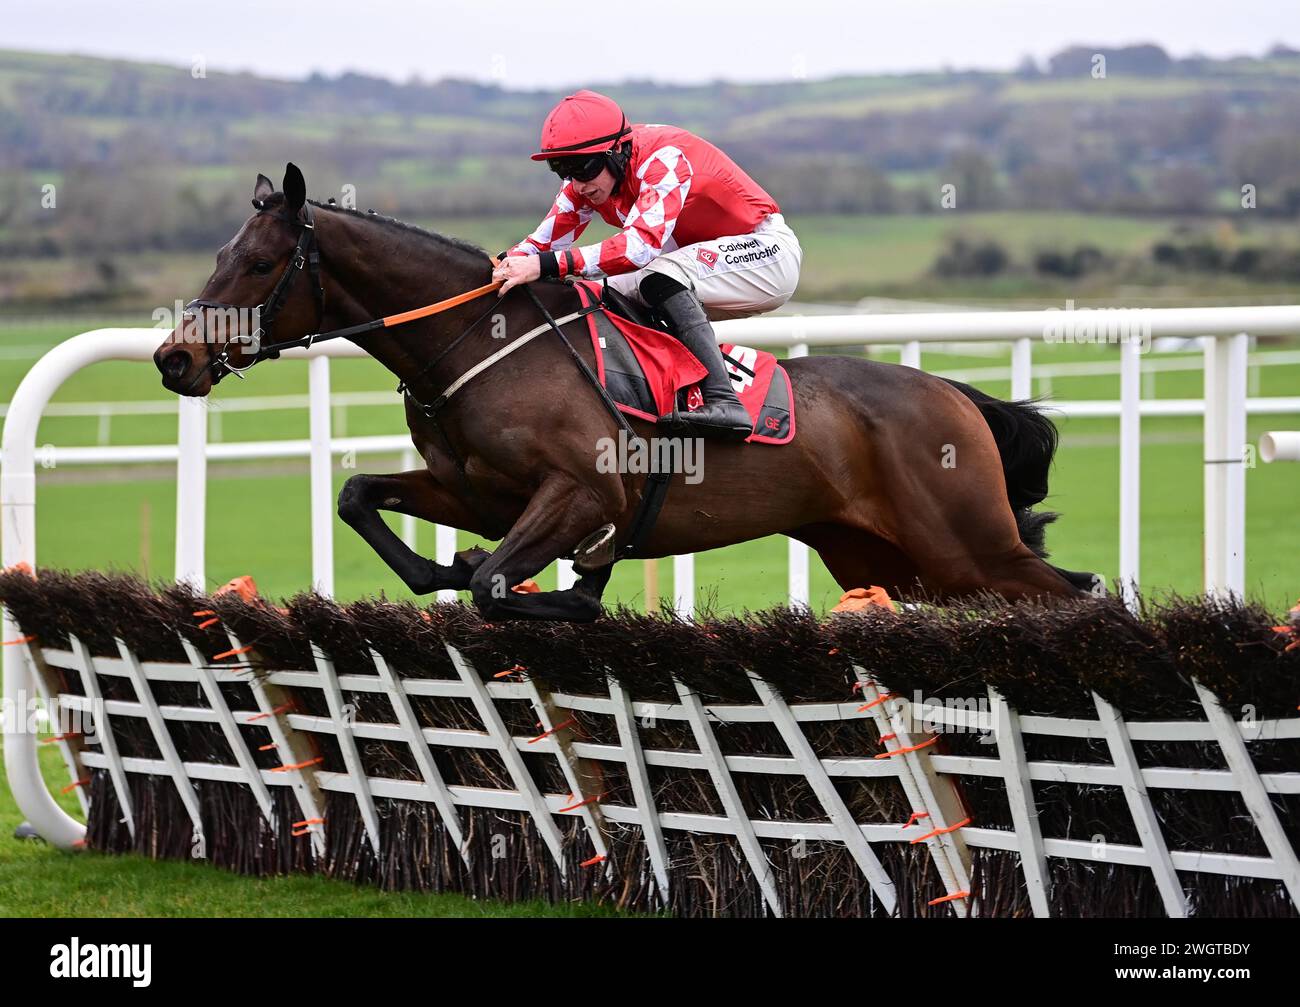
469, 474, 622, 622
338, 469, 492, 595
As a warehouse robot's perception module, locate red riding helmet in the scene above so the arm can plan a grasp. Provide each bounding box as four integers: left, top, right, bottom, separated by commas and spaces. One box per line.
531, 90, 631, 160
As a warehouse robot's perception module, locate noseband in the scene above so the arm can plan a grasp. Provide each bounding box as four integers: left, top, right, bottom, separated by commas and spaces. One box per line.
183, 201, 325, 384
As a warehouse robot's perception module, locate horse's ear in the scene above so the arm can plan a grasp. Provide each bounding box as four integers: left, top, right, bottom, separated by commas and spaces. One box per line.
253, 173, 274, 204
283, 163, 307, 214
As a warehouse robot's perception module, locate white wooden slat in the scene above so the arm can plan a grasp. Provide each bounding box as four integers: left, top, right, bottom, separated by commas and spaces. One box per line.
69, 746, 1299, 885
116, 638, 204, 851
607, 677, 671, 903
1092, 691, 1188, 917
750, 671, 898, 914
851, 668, 971, 915
55, 689, 1300, 794
521, 678, 609, 863
49, 646, 1300, 741
369, 648, 470, 867
1193, 679, 1300, 910
874, 683, 973, 912
931, 753, 1300, 793
30, 642, 89, 817
675, 681, 783, 917
446, 644, 570, 874
312, 644, 381, 854
179, 636, 273, 823
989, 686, 1052, 917
225, 629, 327, 857
69, 635, 130, 835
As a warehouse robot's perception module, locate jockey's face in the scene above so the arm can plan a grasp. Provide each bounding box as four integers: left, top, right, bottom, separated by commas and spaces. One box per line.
574, 166, 616, 206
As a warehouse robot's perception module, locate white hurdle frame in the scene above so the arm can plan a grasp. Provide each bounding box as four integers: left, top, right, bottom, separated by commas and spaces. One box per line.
4, 305, 1300, 855
14, 628, 1300, 915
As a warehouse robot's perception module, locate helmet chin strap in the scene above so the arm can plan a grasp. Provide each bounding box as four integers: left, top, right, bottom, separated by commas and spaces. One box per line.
606, 141, 633, 192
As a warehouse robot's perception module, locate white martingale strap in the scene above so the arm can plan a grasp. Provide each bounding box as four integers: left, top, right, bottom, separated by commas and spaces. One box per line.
440, 308, 588, 404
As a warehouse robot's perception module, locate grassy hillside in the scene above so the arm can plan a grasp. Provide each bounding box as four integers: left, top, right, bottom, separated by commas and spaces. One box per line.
3, 43, 1300, 311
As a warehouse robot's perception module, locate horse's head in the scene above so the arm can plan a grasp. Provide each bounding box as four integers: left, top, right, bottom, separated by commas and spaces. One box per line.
155, 162, 323, 396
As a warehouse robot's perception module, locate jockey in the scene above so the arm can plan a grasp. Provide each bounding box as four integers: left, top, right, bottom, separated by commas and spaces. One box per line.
493, 90, 802, 441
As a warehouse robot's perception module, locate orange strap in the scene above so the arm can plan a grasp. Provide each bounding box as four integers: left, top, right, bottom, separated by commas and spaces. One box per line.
272, 757, 323, 773
875, 736, 940, 759
212, 645, 254, 661
558, 794, 604, 813
381, 256, 503, 328
248, 702, 292, 722
529, 717, 576, 744
856, 693, 895, 712
910, 816, 972, 845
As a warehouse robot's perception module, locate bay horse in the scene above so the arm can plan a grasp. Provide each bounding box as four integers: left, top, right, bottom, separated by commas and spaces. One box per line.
154, 164, 1096, 620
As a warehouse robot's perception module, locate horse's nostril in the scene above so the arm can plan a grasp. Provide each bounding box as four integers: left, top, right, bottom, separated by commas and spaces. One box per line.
157, 348, 192, 382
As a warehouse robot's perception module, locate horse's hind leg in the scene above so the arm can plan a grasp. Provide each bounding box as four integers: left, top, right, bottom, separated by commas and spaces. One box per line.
850, 400, 1081, 602
338, 469, 492, 595
791, 522, 923, 599
1050, 565, 1105, 595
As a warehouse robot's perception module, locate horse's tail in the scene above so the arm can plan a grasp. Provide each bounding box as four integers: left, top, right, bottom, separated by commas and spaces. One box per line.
941, 377, 1060, 558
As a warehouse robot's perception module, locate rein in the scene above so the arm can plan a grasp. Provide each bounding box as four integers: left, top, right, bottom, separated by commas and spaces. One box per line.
185, 206, 674, 563
184, 201, 504, 386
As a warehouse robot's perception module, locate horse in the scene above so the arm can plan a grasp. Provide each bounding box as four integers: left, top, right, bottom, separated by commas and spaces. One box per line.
154, 164, 1097, 621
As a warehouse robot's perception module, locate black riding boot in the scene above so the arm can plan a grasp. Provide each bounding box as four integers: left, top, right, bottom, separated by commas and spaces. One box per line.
653, 287, 753, 442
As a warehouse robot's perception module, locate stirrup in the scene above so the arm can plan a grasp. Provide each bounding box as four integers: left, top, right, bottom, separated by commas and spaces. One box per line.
572, 522, 617, 574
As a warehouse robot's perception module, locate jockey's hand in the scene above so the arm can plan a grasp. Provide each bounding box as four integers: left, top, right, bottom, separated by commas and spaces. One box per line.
493, 254, 541, 295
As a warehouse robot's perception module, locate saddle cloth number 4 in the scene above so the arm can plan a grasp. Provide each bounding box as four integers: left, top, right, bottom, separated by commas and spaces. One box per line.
724, 345, 758, 393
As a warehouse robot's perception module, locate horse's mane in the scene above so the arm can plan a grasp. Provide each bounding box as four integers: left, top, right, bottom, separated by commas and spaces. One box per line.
258, 192, 489, 261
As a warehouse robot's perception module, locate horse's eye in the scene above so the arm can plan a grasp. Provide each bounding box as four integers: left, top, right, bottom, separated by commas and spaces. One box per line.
251, 261, 274, 275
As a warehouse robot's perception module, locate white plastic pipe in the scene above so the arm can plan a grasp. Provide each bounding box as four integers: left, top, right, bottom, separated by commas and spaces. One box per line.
436, 524, 459, 604
1011, 338, 1033, 400
1119, 338, 1141, 609
1203, 333, 1249, 599
1260, 431, 1300, 463
0, 330, 167, 849
308, 356, 335, 598
175, 396, 207, 589
673, 553, 694, 619
786, 343, 810, 608
5, 314, 1298, 845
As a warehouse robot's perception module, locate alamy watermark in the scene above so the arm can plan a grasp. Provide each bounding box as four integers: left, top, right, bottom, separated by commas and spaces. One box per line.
1042, 298, 1151, 353
898, 689, 1002, 739
154, 300, 263, 352
595, 429, 704, 485
2, 689, 103, 744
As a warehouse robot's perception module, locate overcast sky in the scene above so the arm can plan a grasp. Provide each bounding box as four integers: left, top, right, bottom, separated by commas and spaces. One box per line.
6, 0, 1298, 89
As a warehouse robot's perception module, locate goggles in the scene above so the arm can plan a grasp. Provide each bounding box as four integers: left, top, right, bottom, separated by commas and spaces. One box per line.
547, 154, 607, 182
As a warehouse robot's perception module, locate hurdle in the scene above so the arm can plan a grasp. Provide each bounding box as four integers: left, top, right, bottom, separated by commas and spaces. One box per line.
2, 568, 1298, 917
4, 311, 1300, 916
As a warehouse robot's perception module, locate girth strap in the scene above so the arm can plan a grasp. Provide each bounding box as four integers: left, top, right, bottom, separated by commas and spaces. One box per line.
522, 286, 672, 565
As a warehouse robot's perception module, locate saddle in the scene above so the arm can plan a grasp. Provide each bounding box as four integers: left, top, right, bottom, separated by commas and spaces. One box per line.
571, 280, 796, 445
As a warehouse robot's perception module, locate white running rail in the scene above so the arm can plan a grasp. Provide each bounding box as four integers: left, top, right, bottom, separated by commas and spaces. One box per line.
5, 306, 1300, 845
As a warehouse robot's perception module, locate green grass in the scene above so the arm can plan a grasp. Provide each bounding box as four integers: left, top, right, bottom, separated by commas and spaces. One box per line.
0, 746, 626, 917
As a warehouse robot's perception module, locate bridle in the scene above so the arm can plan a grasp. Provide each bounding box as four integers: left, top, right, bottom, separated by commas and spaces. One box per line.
180, 200, 511, 393
177, 199, 671, 563
183, 201, 325, 386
